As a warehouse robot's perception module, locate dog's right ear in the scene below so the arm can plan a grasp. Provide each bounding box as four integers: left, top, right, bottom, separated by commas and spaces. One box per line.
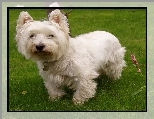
16, 11, 33, 31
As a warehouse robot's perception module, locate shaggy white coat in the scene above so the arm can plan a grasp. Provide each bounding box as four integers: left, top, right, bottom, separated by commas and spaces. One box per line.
16, 9, 126, 104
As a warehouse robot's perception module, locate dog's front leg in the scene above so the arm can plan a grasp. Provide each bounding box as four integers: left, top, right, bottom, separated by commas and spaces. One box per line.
73, 77, 97, 105
44, 75, 65, 100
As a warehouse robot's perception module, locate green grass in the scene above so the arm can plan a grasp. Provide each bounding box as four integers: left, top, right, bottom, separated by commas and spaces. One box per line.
9, 9, 146, 111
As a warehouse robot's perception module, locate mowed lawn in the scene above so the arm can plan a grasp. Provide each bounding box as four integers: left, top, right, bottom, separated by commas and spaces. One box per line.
9, 8, 146, 111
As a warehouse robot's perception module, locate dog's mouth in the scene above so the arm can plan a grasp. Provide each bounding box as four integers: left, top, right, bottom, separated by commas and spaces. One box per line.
31, 50, 58, 62
31, 50, 53, 61
33, 50, 52, 55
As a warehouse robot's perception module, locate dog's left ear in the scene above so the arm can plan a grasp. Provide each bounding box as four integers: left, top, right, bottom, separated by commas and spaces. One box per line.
16, 11, 33, 31
49, 9, 69, 34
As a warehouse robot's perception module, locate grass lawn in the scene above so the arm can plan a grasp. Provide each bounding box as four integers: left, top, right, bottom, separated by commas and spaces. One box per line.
8, 8, 147, 111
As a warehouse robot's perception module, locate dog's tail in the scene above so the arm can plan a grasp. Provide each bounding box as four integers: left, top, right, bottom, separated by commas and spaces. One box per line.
104, 47, 126, 79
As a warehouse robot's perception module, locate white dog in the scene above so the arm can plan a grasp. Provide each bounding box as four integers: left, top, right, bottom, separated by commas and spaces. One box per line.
15, 9, 126, 104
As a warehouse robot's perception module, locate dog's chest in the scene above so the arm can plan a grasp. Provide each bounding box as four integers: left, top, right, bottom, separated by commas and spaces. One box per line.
38, 59, 79, 78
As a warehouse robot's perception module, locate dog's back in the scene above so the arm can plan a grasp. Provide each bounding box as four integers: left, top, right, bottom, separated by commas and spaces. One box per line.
69, 31, 126, 79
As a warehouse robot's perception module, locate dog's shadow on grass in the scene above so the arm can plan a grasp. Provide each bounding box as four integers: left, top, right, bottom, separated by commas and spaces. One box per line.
96, 75, 117, 91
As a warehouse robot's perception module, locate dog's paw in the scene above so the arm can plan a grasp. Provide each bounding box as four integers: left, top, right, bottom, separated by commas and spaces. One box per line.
48, 96, 61, 102
72, 97, 88, 105
48, 92, 66, 101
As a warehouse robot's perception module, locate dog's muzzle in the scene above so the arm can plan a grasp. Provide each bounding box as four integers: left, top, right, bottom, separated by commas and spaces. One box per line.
33, 43, 52, 55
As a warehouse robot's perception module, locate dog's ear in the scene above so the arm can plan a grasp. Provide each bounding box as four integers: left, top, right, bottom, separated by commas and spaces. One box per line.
16, 11, 33, 31
48, 9, 69, 34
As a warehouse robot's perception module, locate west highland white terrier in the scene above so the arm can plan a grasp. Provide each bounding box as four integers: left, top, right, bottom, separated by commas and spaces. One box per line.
15, 9, 126, 104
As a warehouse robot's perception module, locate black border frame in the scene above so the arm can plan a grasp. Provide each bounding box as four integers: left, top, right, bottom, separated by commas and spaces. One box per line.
7, 7, 147, 112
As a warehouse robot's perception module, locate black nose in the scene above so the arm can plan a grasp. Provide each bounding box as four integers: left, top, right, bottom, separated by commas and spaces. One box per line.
36, 44, 45, 51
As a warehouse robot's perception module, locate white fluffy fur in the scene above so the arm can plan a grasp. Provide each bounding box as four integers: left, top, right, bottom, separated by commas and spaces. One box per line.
16, 9, 126, 104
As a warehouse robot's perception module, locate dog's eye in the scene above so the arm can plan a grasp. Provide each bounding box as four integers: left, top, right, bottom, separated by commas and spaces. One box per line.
30, 34, 35, 38
48, 34, 54, 38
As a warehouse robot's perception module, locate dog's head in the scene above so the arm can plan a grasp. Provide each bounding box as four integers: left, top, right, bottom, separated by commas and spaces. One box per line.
16, 9, 70, 62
